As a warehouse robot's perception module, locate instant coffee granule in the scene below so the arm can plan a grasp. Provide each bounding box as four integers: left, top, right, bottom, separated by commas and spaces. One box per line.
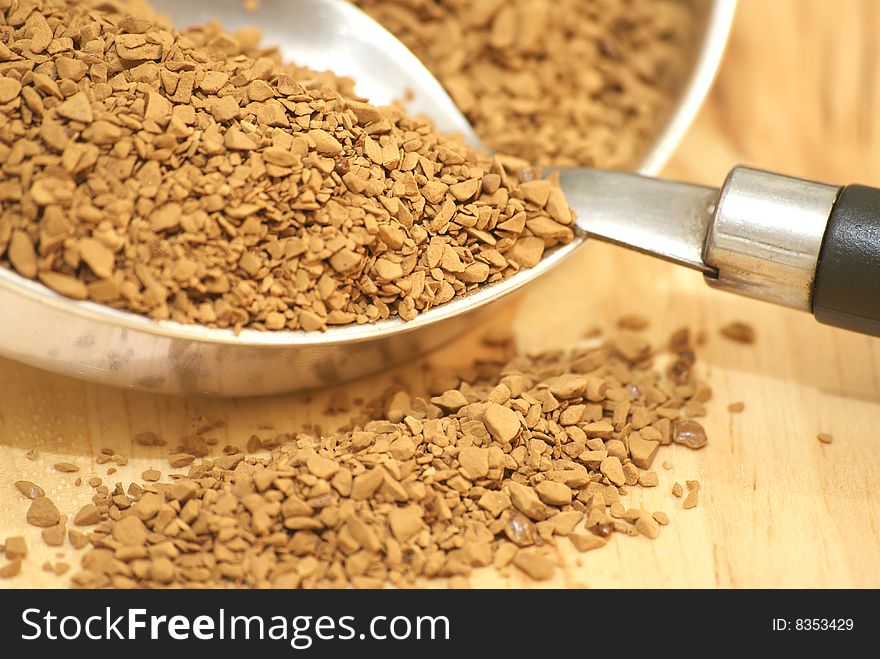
720, 322, 757, 344
683, 480, 700, 509
14, 479, 45, 499
0, 559, 22, 578
0, 0, 573, 331
353, 0, 698, 167
4, 535, 27, 560
11, 329, 714, 588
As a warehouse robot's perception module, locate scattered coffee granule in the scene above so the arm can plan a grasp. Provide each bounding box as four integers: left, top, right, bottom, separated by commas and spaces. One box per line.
653, 511, 669, 526
512, 550, 556, 581
325, 391, 352, 415
671, 482, 683, 498
720, 322, 756, 344
73, 504, 102, 526
42, 561, 68, 575
42, 523, 66, 547
0, 560, 22, 579
0, 0, 573, 332
26, 496, 61, 527
818, 433, 833, 445
635, 513, 661, 539
668, 327, 691, 354
41, 334, 717, 588
683, 480, 700, 509
141, 469, 161, 482
134, 432, 165, 447
638, 471, 658, 487
179, 435, 211, 458
14, 480, 45, 499
168, 454, 196, 469
26, 449, 39, 460
68, 530, 88, 550
588, 522, 614, 539
569, 533, 607, 553
4, 536, 27, 560
727, 401, 745, 413
353, 0, 698, 167
672, 419, 708, 450
246, 435, 264, 453
53, 462, 79, 473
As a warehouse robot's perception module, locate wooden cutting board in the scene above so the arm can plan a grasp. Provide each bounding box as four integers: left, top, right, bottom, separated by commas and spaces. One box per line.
2, 0, 879, 588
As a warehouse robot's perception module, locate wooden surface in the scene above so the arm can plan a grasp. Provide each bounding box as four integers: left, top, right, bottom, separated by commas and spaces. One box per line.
2, 0, 880, 588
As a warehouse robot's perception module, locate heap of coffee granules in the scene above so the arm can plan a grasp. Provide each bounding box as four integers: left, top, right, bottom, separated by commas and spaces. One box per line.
353, 0, 697, 168
0, 0, 573, 331
13, 329, 709, 588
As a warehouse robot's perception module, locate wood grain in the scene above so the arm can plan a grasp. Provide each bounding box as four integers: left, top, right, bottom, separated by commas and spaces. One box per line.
2, 0, 879, 588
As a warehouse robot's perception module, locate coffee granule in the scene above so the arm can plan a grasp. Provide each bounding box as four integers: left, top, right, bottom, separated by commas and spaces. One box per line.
246, 435, 264, 453
0, 0, 573, 332
353, 0, 697, 168
569, 533, 607, 552
168, 454, 195, 468
26, 496, 60, 527
68, 530, 88, 550
27, 333, 713, 588
638, 471, 659, 487
73, 504, 102, 526
635, 513, 661, 539
134, 432, 165, 447
512, 550, 555, 581
683, 480, 700, 509
4, 536, 27, 560
14, 480, 45, 499
727, 401, 745, 413
672, 419, 708, 450
817, 433, 833, 445
141, 468, 161, 482
652, 511, 669, 526
720, 322, 756, 344
41, 523, 65, 547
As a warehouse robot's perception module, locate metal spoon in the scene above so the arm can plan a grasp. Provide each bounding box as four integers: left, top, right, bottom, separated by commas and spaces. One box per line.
19, 0, 877, 398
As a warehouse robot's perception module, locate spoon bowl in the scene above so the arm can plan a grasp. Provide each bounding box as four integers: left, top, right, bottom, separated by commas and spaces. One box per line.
0, 0, 735, 395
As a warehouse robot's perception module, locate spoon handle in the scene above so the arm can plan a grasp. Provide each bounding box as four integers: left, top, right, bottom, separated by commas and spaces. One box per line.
704, 167, 880, 336
812, 185, 880, 335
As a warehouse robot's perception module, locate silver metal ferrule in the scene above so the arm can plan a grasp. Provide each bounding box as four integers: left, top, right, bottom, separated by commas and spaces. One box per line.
703, 167, 841, 311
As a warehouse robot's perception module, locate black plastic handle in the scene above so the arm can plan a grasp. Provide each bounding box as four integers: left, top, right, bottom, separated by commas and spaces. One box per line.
812, 184, 880, 335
